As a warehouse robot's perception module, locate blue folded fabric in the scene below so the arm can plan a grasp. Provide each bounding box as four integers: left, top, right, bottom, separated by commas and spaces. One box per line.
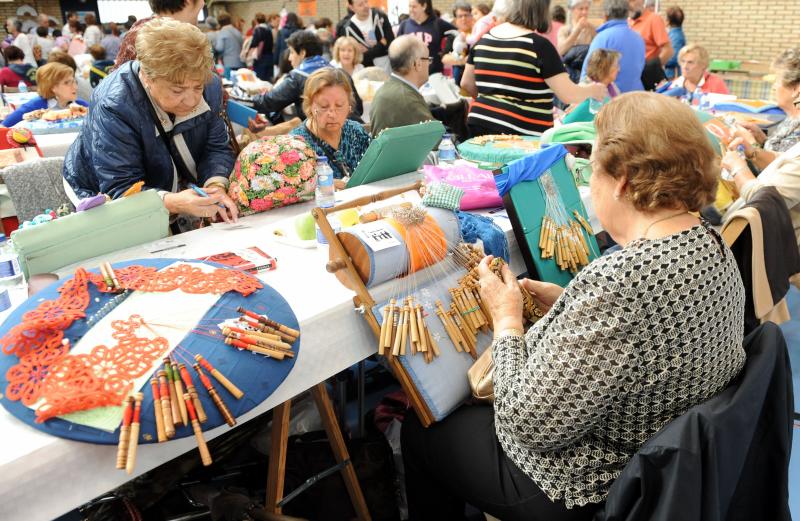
493, 144, 568, 196
457, 211, 509, 261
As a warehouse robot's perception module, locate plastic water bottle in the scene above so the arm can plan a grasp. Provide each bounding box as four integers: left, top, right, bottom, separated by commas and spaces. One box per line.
697, 92, 712, 113
17, 80, 28, 93
315, 157, 336, 244
0, 234, 22, 288
438, 134, 456, 164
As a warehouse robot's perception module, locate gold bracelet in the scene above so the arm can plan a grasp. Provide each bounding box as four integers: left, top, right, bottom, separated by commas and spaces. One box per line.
494, 328, 524, 340
205, 181, 228, 191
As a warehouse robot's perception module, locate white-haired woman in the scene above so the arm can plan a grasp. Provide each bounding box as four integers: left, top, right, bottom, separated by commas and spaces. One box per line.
557, 0, 596, 82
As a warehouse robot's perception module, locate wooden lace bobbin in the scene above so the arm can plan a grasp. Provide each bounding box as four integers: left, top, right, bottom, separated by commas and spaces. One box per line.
400, 305, 410, 356
449, 289, 477, 335
425, 325, 440, 358
574, 210, 594, 235
226, 325, 288, 351
158, 370, 176, 438
240, 315, 295, 344
414, 305, 428, 353
461, 285, 488, 332
150, 378, 167, 442
183, 393, 212, 466
223, 328, 293, 354
407, 297, 420, 355
99, 263, 114, 291
104, 262, 121, 291
435, 301, 464, 352
126, 392, 144, 475
116, 395, 134, 469
236, 306, 300, 341
378, 304, 390, 356
232, 322, 282, 342
467, 283, 493, 330
178, 363, 207, 424
195, 354, 244, 400
194, 364, 236, 427
169, 359, 189, 427
225, 336, 287, 360
449, 307, 476, 356
384, 299, 397, 353
391, 304, 404, 357
162, 359, 183, 427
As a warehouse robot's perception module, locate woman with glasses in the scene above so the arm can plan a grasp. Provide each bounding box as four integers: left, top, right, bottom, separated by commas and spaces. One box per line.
1, 62, 88, 127
289, 68, 371, 186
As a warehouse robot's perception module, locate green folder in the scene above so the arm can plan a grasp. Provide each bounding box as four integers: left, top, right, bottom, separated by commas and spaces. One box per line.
346, 120, 445, 188
504, 157, 599, 287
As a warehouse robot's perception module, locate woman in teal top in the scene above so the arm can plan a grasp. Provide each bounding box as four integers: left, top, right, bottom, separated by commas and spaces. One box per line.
289, 68, 370, 184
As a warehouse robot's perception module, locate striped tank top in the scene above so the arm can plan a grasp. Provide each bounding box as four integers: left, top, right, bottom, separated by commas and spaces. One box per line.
467, 31, 566, 136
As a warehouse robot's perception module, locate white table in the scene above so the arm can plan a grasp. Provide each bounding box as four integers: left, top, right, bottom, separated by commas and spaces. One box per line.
0, 171, 530, 521
35, 131, 79, 158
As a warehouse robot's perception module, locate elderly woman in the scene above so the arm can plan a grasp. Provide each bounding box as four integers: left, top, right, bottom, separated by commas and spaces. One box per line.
1, 62, 88, 127
662, 43, 729, 97
557, 0, 596, 82
62, 18, 237, 223
402, 92, 745, 520
727, 47, 800, 171
461, 0, 606, 136
290, 68, 370, 185
330, 36, 364, 77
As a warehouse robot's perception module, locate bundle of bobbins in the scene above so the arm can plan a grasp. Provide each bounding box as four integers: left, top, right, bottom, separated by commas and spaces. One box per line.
220, 306, 300, 360
487, 257, 544, 323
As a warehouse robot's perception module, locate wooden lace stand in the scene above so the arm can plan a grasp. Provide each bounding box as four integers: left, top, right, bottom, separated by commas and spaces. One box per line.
265, 382, 371, 519
312, 181, 437, 427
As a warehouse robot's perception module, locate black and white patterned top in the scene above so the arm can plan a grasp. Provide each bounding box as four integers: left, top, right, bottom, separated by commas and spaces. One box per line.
493, 223, 746, 508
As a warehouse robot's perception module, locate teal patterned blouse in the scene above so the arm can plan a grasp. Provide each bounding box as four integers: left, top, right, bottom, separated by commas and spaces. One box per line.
290, 120, 371, 179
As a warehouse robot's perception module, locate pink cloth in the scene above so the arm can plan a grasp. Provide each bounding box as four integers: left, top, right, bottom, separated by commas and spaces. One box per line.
467, 13, 497, 45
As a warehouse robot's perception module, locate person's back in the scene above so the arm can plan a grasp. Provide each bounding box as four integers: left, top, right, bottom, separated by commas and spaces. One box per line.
581, 5, 645, 92
217, 22, 245, 68
369, 76, 433, 136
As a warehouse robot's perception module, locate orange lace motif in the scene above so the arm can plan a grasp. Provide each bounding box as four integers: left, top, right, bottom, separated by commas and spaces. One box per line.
2, 263, 262, 421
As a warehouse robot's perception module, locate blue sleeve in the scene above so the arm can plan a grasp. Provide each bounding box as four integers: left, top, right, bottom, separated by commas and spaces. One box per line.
90, 102, 152, 199
580, 40, 598, 82
1, 96, 46, 127
666, 29, 683, 68
196, 80, 235, 183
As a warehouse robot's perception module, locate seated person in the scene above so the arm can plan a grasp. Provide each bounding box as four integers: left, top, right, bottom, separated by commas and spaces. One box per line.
0, 46, 37, 90
253, 30, 363, 123
369, 35, 434, 137
88, 44, 114, 88
722, 89, 800, 248
2, 62, 88, 127
290, 68, 370, 185
402, 92, 746, 520
728, 47, 800, 170
563, 48, 621, 123
659, 43, 729, 98
330, 36, 365, 77
62, 18, 237, 223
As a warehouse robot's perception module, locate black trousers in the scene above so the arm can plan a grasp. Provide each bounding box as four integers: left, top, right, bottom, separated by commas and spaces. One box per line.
401, 404, 602, 521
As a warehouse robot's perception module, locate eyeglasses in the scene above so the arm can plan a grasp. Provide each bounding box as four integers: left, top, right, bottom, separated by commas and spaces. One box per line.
313, 105, 350, 116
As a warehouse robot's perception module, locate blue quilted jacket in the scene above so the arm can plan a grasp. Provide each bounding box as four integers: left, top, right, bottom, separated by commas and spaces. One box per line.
63, 61, 235, 199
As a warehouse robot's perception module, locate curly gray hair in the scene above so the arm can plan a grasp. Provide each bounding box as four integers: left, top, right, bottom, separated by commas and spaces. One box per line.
773, 47, 800, 87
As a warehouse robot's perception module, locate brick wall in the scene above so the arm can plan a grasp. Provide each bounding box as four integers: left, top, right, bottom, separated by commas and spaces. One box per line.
1, 0, 66, 28
222, 0, 799, 64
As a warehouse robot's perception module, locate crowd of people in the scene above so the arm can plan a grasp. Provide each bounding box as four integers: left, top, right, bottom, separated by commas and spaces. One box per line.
1, 1, 799, 519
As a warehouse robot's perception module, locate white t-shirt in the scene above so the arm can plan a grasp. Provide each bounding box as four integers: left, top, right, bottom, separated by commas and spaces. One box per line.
351, 13, 376, 46
84, 25, 103, 47
13, 33, 36, 66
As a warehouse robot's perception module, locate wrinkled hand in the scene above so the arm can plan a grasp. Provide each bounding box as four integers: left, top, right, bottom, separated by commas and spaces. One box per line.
163, 188, 238, 223
519, 279, 563, 314
248, 115, 268, 133
477, 255, 523, 332
720, 149, 754, 184
576, 16, 593, 34
739, 122, 767, 145
203, 184, 239, 223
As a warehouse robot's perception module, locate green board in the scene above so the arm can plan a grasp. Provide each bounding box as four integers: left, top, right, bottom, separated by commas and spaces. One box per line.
346, 120, 445, 188
504, 157, 599, 287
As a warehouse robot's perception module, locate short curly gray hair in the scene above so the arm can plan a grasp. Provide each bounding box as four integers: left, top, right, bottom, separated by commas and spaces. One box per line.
773, 47, 800, 88
603, 0, 630, 20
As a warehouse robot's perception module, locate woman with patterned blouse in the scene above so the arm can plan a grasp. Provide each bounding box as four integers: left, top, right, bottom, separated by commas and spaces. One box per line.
290, 68, 370, 185
402, 92, 746, 520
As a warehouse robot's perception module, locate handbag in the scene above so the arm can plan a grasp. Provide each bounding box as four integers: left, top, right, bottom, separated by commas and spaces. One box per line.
467, 346, 494, 402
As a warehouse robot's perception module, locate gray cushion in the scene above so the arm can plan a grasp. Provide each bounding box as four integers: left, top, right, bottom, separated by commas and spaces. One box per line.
1, 157, 73, 222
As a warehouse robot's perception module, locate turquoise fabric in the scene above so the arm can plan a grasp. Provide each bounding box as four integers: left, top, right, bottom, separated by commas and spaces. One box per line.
290, 119, 371, 179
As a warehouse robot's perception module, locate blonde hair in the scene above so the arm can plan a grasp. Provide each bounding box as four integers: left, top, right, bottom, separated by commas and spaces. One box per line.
135, 17, 213, 84
302, 68, 355, 120
594, 92, 718, 213
678, 43, 710, 70
586, 49, 620, 82
36, 62, 75, 99
332, 36, 364, 66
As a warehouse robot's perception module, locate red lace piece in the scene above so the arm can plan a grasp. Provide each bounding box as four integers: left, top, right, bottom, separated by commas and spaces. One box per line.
87, 264, 262, 296
2, 263, 263, 417
34, 315, 170, 422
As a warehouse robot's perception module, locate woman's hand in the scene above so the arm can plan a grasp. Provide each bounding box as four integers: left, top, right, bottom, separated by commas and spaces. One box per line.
587, 82, 608, 101
247, 115, 268, 134
203, 184, 239, 223
477, 255, 523, 332
729, 125, 757, 156
163, 188, 238, 223
738, 122, 767, 145
519, 279, 563, 314
721, 149, 755, 188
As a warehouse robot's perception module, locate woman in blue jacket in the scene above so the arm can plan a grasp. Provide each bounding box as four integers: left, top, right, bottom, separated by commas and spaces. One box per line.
62, 18, 238, 223
1, 62, 89, 127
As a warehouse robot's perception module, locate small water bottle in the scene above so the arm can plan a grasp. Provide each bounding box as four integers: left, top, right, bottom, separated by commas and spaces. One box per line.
0, 234, 23, 289
438, 134, 456, 164
315, 157, 336, 244
697, 92, 712, 113
17, 80, 28, 93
